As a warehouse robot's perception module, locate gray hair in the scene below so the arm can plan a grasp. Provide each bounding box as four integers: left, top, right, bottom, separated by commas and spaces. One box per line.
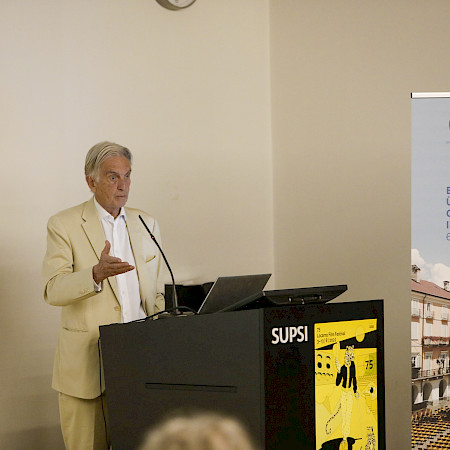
85, 141, 132, 180
139, 412, 257, 450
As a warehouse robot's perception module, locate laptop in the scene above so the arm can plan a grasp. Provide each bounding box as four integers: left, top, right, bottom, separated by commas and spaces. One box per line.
197, 274, 271, 314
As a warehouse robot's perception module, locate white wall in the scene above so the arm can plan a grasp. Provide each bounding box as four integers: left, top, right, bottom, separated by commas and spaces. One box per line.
0, 1, 272, 447
270, 1, 450, 448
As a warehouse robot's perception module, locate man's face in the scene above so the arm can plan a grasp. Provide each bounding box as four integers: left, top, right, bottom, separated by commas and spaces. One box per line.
87, 155, 131, 218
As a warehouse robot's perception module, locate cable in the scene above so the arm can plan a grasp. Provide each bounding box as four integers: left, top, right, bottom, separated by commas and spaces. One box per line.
129, 305, 198, 322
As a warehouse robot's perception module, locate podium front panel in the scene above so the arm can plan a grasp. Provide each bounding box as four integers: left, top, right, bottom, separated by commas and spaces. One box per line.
263, 300, 385, 450
100, 309, 265, 449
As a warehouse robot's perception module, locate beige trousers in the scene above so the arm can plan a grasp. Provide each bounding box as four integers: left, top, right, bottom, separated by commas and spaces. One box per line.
59, 392, 110, 450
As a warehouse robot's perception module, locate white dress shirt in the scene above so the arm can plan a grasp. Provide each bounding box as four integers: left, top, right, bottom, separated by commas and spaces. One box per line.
94, 198, 146, 323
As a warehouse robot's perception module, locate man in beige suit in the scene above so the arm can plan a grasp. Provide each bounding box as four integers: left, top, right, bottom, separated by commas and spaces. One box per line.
43, 142, 165, 449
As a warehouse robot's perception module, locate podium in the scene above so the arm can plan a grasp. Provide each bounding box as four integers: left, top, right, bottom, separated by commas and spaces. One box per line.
99, 300, 385, 449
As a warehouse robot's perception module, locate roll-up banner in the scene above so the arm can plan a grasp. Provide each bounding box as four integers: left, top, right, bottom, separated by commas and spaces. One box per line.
411, 92, 450, 282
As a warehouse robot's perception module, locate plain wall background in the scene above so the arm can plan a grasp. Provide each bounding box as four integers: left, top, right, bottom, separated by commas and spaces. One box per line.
2, 0, 448, 448
1, 1, 272, 448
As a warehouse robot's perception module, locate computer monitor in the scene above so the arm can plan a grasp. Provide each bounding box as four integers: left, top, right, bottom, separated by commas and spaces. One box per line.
225, 284, 348, 311
263, 284, 347, 305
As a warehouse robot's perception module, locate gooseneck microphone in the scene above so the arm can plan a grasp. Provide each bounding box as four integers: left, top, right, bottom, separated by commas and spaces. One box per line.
139, 215, 180, 315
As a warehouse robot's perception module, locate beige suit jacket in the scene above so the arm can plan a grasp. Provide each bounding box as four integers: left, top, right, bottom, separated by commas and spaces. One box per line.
42, 197, 165, 399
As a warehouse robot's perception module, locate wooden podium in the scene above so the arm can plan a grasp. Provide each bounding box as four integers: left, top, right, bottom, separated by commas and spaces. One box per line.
99, 300, 385, 449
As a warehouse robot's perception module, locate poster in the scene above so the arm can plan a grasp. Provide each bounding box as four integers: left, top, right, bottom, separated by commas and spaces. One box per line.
314, 319, 378, 450
411, 93, 450, 280
263, 301, 384, 449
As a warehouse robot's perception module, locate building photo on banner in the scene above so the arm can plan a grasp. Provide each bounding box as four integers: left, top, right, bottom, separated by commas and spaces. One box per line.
411, 92, 450, 450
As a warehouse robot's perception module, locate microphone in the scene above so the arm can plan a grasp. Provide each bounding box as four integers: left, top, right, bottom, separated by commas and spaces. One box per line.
139, 215, 180, 315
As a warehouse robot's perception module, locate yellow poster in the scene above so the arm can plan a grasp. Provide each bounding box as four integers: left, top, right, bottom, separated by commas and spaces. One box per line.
315, 319, 378, 450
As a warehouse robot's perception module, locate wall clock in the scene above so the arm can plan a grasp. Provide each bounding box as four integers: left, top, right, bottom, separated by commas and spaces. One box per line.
155, 0, 196, 10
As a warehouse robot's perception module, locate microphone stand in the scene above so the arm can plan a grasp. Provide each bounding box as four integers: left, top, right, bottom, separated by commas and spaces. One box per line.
139, 215, 186, 317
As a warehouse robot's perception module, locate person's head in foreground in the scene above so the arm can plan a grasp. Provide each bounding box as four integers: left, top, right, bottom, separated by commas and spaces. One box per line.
139, 412, 258, 450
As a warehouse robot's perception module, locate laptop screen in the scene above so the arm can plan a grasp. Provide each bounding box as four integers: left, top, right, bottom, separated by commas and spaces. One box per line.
197, 274, 271, 314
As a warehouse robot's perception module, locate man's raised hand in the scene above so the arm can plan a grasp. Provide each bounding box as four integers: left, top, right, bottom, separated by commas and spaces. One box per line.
92, 240, 134, 285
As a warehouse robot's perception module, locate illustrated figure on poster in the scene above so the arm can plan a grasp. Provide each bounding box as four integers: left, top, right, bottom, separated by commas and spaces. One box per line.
365, 426, 375, 450
315, 350, 339, 413
334, 344, 358, 450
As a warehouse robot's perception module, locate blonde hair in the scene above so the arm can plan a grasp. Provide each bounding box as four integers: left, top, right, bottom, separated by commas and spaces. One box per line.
84, 141, 132, 181
140, 413, 257, 450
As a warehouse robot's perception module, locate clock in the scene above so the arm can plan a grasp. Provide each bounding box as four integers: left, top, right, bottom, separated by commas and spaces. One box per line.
155, 0, 196, 10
